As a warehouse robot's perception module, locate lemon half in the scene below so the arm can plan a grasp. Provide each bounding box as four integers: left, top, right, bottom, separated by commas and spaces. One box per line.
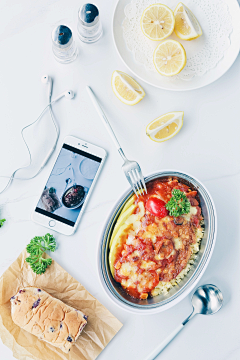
174, 3, 202, 41
111, 71, 145, 105
146, 111, 184, 142
141, 4, 175, 41
153, 39, 186, 76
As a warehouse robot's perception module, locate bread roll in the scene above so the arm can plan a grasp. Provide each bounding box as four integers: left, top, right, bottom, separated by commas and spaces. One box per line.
10, 287, 87, 353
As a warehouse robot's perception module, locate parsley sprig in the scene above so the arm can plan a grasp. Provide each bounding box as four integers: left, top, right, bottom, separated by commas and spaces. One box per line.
165, 189, 191, 217
25, 234, 57, 275
0, 219, 6, 228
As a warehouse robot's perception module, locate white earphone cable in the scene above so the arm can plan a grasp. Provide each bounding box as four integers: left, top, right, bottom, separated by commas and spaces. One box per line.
0, 98, 59, 195
48, 96, 59, 145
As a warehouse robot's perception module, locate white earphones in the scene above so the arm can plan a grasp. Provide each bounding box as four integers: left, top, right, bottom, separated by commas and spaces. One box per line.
0, 75, 75, 195
41, 75, 74, 102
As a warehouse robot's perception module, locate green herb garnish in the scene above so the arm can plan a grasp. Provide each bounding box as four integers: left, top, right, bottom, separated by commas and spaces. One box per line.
165, 189, 191, 217
25, 234, 57, 274
0, 219, 6, 228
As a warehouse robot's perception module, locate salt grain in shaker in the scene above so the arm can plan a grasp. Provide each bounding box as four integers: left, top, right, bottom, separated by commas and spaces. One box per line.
52, 25, 78, 64
77, 3, 103, 43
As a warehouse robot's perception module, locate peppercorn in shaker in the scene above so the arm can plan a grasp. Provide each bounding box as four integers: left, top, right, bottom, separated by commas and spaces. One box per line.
52, 25, 78, 63
77, 3, 103, 43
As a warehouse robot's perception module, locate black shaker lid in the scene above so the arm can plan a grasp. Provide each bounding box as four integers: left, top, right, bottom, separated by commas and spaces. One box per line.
79, 4, 100, 27
52, 25, 73, 48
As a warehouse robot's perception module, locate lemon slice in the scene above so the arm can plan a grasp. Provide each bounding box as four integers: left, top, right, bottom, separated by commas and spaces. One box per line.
146, 111, 184, 142
141, 4, 175, 41
153, 39, 186, 76
174, 3, 202, 41
111, 70, 145, 105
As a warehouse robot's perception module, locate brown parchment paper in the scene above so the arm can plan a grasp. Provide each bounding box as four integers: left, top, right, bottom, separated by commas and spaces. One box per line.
0, 249, 123, 360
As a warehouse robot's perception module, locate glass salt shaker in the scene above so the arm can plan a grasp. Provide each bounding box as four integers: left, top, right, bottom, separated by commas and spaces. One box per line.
52, 25, 78, 64
77, 3, 103, 43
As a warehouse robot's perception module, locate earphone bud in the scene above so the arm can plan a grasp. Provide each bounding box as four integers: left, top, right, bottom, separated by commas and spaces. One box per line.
41, 74, 51, 84
51, 90, 74, 103
65, 90, 74, 99
41, 75, 53, 98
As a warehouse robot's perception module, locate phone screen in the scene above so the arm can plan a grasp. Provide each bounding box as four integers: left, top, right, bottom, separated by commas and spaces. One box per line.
35, 144, 102, 227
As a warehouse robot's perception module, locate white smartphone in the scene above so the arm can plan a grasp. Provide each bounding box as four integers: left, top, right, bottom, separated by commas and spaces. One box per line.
31, 135, 107, 235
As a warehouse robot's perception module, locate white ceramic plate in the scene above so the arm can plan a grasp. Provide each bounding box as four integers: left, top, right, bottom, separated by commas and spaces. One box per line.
113, 0, 240, 91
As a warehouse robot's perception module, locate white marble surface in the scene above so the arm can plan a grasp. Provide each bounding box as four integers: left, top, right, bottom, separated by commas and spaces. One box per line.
0, 0, 240, 359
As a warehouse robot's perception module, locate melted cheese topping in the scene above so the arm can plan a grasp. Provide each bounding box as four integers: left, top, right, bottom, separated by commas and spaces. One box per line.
125, 201, 145, 233
119, 262, 137, 277
140, 260, 156, 270
183, 206, 197, 222
173, 237, 183, 250
130, 250, 140, 258
126, 233, 135, 245
141, 223, 158, 242
155, 253, 164, 261
121, 269, 155, 294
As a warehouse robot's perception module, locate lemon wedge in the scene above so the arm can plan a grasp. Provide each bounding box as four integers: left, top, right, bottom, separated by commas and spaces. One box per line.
153, 39, 186, 76
111, 70, 145, 105
141, 4, 175, 41
146, 111, 184, 142
174, 3, 202, 41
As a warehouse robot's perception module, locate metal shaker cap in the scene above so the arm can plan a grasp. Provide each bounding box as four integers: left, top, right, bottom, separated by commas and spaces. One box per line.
78, 4, 100, 27
52, 25, 73, 49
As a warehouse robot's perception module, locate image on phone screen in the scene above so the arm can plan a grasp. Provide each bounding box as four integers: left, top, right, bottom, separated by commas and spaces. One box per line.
35, 144, 102, 227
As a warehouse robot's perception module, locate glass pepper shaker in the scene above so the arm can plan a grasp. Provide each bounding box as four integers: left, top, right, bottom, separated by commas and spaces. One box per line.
52, 25, 78, 64
77, 3, 103, 43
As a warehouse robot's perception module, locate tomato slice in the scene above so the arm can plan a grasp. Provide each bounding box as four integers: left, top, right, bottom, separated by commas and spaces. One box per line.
146, 197, 168, 218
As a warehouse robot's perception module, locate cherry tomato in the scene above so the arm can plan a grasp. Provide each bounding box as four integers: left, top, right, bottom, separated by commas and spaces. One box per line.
146, 197, 168, 218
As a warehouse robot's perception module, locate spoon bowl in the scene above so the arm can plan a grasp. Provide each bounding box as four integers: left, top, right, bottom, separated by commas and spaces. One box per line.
192, 284, 223, 316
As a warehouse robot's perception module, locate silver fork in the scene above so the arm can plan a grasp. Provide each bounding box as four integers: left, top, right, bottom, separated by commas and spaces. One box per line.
86, 86, 147, 197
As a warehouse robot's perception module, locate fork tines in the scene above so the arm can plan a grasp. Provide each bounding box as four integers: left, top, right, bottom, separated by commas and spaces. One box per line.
126, 166, 147, 197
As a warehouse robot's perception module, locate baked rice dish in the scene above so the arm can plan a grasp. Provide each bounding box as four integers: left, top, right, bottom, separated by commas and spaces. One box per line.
109, 178, 204, 300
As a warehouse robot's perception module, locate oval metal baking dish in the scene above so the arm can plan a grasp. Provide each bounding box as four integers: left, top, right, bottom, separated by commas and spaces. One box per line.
98, 170, 217, 314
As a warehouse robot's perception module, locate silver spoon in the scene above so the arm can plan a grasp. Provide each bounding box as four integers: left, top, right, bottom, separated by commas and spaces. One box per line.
145, 284, 223, 360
